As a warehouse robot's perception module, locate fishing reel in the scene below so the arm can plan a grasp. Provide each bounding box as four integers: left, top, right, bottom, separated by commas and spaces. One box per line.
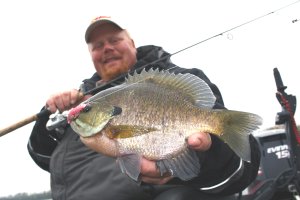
46, 110, 69, 133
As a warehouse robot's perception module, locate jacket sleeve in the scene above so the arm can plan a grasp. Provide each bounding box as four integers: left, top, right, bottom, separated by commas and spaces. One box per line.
27, 107, 59, 172
190, 134, 260, 195
27, 73, 100, 172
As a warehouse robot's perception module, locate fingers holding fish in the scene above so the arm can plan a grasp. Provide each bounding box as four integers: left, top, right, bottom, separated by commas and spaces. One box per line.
187, 132, 212, 151
141, 175, 173, 185
140, 158, 173, 185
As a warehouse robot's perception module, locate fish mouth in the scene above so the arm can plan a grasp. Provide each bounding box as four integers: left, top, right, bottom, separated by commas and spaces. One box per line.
67, 104, 88, 123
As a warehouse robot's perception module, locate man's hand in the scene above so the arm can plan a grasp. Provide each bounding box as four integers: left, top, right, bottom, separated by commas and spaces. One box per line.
187, 132, 212, 151
139, 158, 173, 185
139, 132, 211, 184
46, 89, 89, 113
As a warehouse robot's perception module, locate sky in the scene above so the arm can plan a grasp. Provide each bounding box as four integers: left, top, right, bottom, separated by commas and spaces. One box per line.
0, 0, 299, 197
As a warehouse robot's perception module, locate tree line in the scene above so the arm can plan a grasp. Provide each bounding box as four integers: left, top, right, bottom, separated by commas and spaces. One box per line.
0, 191, 51, 200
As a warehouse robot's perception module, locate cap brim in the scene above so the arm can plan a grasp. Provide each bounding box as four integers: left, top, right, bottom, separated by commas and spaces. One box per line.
85, 19, 123, 43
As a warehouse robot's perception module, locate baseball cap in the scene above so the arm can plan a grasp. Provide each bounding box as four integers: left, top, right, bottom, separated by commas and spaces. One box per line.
85, 16, 124, 43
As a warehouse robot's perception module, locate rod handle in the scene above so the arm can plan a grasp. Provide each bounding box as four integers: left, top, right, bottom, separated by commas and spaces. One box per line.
0, 109, 51, 137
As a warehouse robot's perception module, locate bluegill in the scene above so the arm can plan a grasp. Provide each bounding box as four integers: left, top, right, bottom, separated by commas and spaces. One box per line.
68, 68, 262, 181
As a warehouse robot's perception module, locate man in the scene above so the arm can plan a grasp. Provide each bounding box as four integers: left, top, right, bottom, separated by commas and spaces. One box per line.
28, 16, 260, 200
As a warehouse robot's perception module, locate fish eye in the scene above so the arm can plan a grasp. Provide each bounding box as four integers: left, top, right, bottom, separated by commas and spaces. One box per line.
83, 104, 92, 113
112, 106, 122, 116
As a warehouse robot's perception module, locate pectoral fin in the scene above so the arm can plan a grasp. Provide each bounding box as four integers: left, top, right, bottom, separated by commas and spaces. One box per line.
106, 125, 158, 139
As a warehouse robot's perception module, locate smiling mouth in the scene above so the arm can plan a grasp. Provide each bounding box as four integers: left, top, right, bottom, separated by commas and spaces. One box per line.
104, 57, 119, 64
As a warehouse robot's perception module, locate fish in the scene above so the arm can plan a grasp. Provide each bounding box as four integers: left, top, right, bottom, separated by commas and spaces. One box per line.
67, 68, 263, 181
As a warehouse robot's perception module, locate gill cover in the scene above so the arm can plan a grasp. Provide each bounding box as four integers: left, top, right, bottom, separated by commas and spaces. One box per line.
70, 103, 122, 137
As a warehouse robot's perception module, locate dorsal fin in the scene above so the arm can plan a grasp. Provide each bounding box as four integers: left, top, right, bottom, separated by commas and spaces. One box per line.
126, 68, 216, 108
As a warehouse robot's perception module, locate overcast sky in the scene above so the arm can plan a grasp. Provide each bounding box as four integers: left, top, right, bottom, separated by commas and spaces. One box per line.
0, 0, 299, 197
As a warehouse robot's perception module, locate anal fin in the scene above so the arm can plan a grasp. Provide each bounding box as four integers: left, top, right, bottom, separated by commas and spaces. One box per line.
156, 148, 200, 181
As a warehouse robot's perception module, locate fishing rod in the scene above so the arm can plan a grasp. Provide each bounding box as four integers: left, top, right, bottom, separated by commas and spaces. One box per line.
0, 0, 299, 137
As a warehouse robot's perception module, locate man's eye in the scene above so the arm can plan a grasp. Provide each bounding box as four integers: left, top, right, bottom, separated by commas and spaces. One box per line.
110, 38, 120, 44
95, 43, 104, 49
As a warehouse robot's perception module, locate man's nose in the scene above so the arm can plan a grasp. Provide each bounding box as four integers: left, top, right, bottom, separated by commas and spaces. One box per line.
103, 42, 114, 52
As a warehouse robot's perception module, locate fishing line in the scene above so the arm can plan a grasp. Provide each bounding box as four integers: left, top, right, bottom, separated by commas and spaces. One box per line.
85, 0, 300, 97
170, 0, 300, 57
87, 67, 178, 103
86, 78, 142, 103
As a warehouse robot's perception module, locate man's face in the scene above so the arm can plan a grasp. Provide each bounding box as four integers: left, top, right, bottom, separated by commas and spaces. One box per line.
87, 23, 137, 82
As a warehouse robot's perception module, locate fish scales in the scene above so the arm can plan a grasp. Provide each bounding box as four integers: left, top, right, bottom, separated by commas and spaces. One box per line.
68, 68, 262, 181
102, 83, 203, 159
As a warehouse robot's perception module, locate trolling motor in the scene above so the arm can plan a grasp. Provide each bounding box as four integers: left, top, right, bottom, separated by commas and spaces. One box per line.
244, 68, 300, 200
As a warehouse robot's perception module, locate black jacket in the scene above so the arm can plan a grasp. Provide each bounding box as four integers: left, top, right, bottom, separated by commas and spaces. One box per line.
28, 45, 260, 200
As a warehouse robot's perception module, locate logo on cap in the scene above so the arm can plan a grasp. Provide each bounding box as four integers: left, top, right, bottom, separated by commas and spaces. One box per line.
90, 16, 111, 24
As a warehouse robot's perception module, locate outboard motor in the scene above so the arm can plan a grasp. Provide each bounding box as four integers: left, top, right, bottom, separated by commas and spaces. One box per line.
241, 68, 300, 200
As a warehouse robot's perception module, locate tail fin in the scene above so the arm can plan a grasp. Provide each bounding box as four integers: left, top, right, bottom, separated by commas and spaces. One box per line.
219, 110, 262, 162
